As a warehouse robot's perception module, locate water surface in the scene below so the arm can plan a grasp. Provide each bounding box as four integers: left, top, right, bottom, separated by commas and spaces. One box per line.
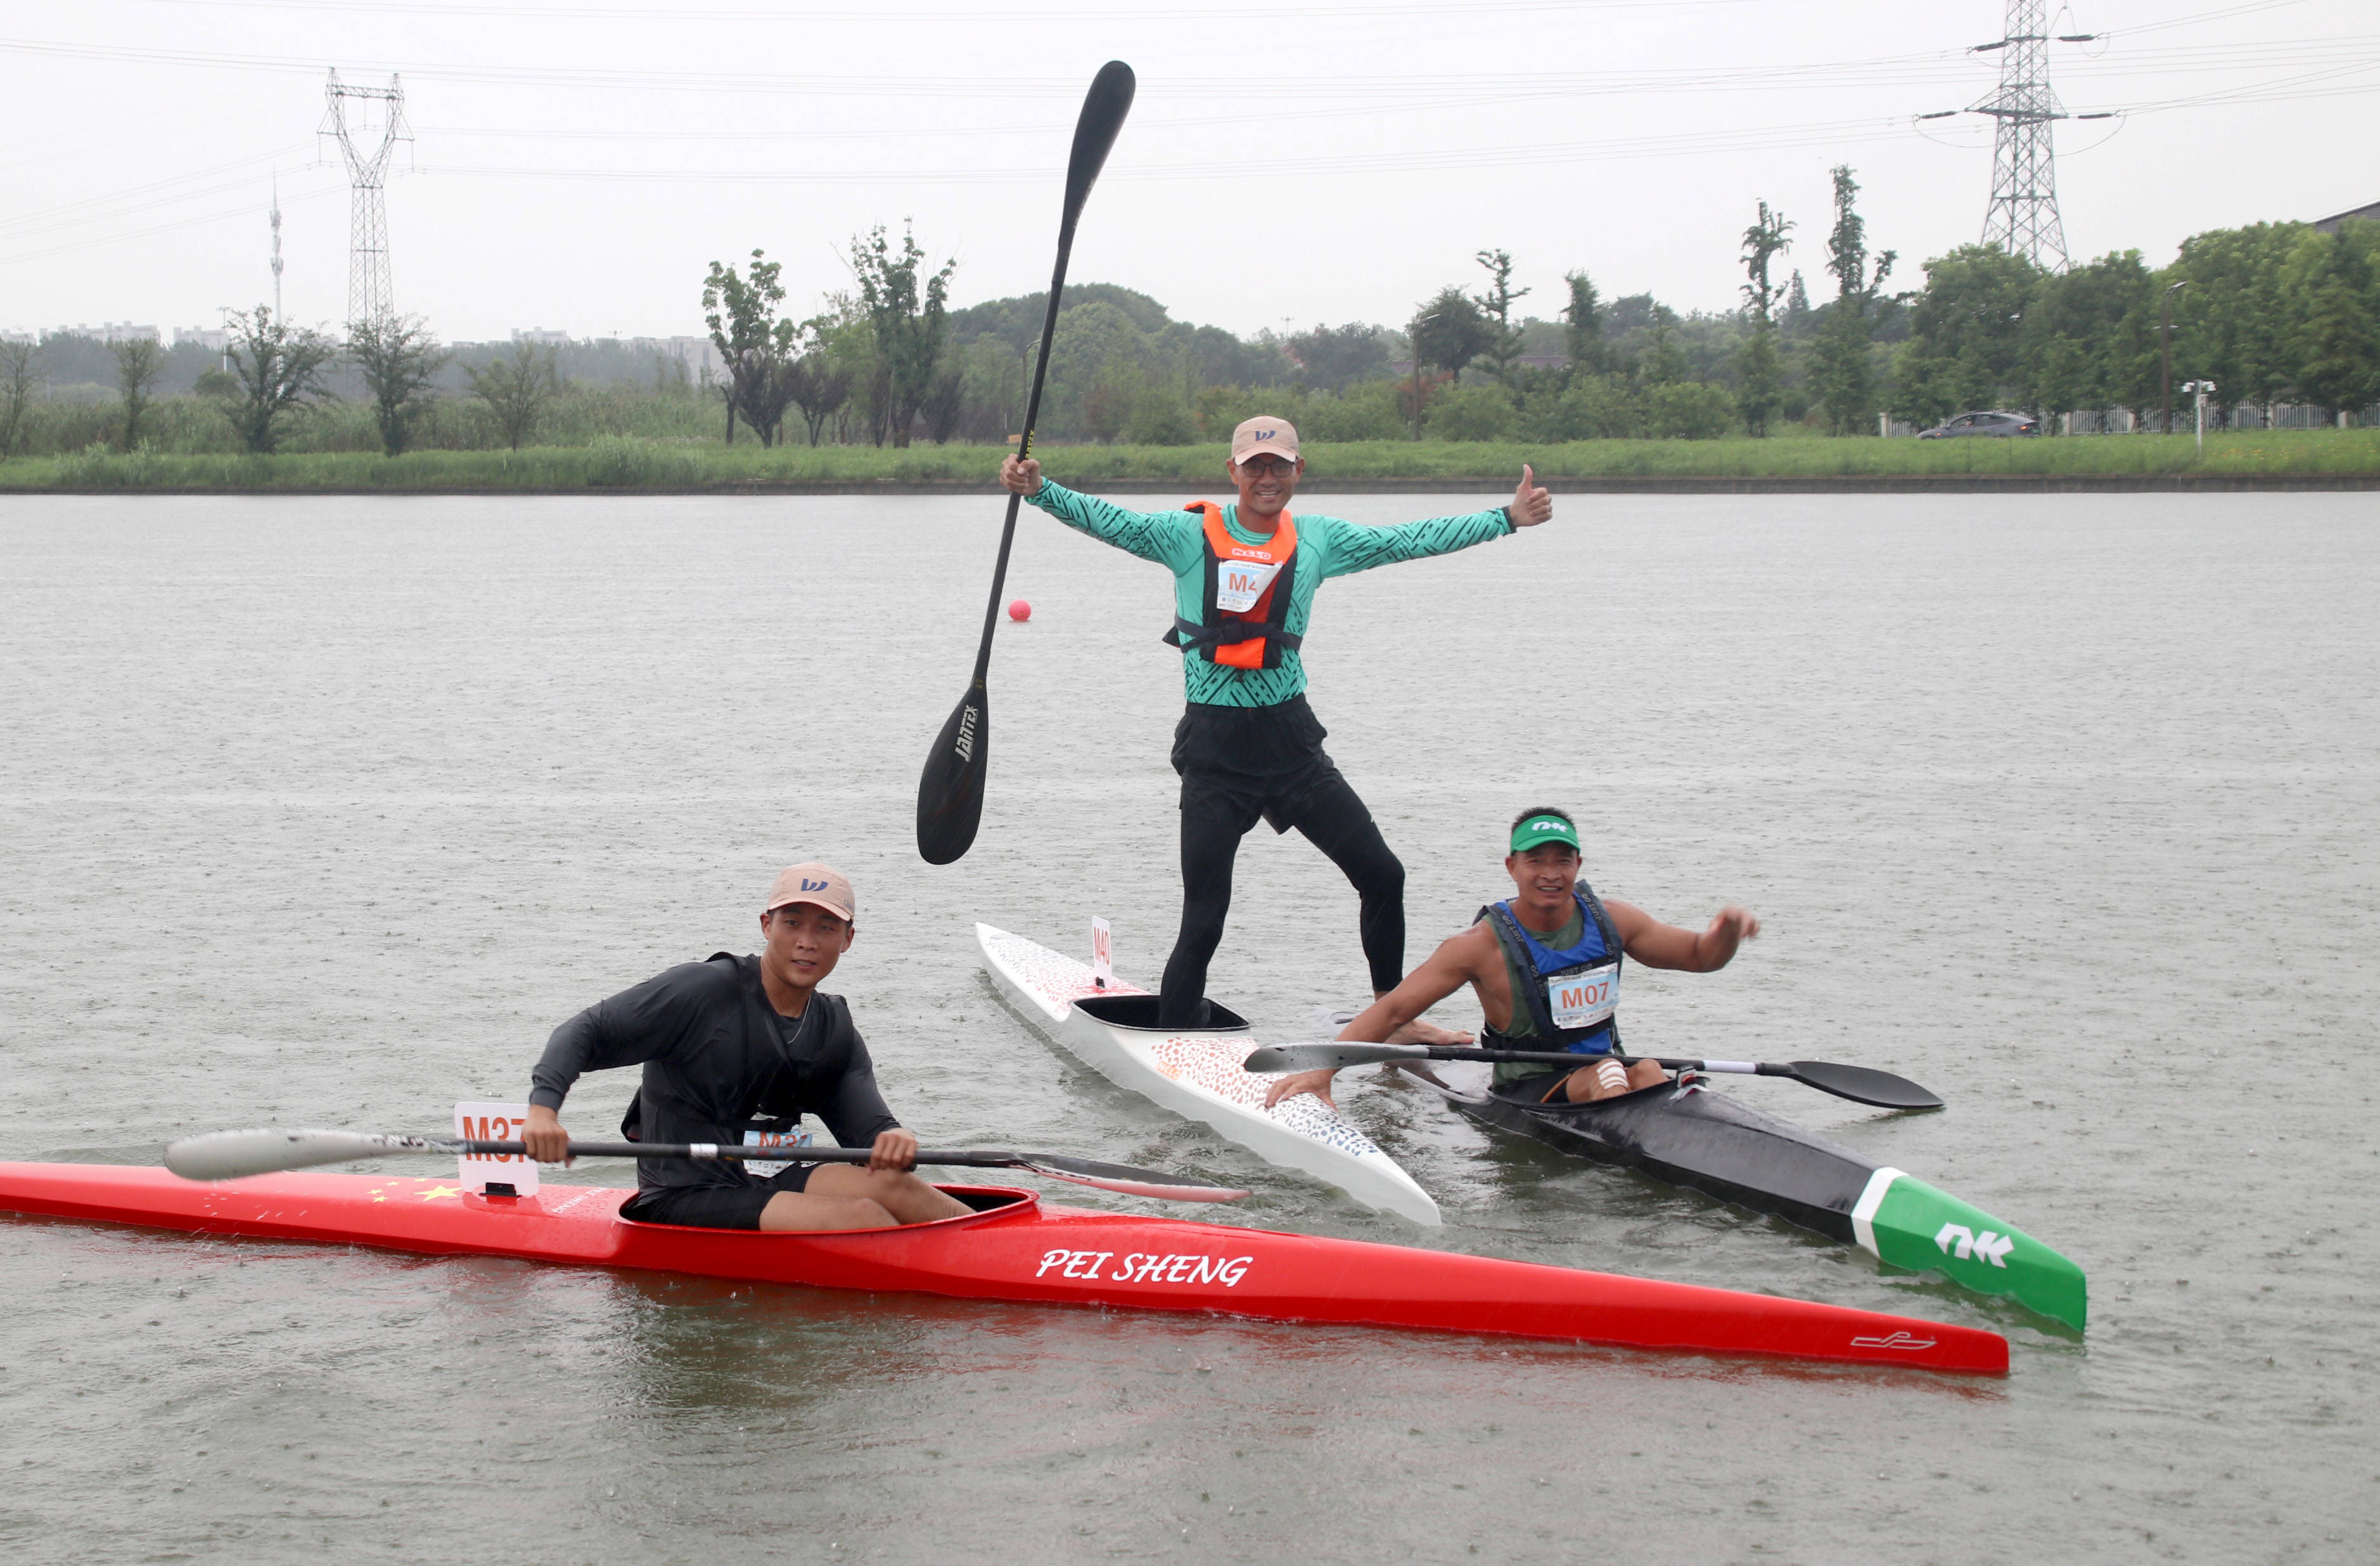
1, 491, 2373, 1562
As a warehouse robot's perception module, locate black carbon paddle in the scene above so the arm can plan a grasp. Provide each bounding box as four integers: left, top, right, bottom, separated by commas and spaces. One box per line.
1241, 1043, 1943, 1110
162, 1127, 1246, 1202
916, 60, 1136, 865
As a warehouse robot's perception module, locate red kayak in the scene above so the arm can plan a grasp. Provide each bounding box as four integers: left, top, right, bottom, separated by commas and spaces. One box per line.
0, 1163, 2007, 1375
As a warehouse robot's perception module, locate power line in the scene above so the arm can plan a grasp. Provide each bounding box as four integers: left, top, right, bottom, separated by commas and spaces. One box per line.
109, 0, 1774, 24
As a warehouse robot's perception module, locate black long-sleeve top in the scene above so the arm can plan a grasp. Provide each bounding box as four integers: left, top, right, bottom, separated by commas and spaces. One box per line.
529, 951, 900, 1193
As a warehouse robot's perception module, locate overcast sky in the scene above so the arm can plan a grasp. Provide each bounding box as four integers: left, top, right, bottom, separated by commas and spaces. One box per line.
3, 0, 2372, 343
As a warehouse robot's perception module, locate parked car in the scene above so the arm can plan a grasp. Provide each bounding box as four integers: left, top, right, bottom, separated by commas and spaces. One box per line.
1917, 409, 2042, 439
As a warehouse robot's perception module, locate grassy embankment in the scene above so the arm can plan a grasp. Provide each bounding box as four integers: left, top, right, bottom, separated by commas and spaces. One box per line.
3, 428, 2375, 490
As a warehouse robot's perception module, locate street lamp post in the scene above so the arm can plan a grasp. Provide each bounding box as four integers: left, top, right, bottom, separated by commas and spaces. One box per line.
2160, 279, 2188, 435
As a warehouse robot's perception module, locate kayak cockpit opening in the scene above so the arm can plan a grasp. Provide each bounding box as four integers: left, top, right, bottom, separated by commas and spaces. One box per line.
947, 1188, 1028, 1213
612, 1183, 1035, 1233
1075, 994, 1250, 1033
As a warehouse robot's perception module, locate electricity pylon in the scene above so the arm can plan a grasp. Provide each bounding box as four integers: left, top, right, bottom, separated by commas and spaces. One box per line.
269, 174, 285, 321
321, 70, 409, 330
1971, 0, 2088, 271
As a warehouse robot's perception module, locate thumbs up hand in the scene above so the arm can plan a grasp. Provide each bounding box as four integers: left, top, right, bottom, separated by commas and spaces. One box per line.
1508, 463, 1552, 528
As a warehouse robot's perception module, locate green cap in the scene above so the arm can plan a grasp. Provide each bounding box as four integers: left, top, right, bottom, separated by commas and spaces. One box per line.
1510, 813, 1580, 853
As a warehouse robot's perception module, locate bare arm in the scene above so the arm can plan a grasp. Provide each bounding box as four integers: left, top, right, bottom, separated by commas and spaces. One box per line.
1262, 925, 1494, 1109
1605, 899, 1760, 972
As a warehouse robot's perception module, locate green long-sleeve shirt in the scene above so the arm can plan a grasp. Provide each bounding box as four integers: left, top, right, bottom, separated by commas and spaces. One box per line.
1025, 480, 1514, 708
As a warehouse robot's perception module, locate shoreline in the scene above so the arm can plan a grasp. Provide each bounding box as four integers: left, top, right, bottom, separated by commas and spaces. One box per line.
10, 473, 2373, 496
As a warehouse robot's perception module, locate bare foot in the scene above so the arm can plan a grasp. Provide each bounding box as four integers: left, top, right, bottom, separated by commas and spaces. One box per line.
1385, 1014, 1474, 1046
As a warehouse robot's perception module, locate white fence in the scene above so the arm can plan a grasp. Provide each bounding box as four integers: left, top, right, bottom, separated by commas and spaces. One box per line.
2062, 404, 2370, 434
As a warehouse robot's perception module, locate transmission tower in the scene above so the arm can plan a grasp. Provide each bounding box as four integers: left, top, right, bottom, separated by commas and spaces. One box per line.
320, 70, 409, 330
269, 174, 285, 321
1969, 1, 2093, 271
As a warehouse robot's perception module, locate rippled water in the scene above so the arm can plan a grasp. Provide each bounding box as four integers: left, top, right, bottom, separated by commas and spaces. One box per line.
1, 491, 2373, 1562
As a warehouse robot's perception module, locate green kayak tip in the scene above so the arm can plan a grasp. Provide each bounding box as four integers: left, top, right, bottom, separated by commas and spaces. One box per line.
1852, 1167, 2088, 1332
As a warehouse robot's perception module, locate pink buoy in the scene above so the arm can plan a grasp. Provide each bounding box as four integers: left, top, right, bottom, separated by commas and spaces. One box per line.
1008, 598, 1032, 622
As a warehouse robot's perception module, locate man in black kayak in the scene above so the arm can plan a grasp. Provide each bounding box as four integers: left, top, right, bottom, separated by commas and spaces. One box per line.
520, 863, 970, 1230
1262, 807, 1760, 1109
999, 417, 1551, 1034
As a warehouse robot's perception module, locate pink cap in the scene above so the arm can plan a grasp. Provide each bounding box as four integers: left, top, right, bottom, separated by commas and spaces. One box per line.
765, 862, 855, 923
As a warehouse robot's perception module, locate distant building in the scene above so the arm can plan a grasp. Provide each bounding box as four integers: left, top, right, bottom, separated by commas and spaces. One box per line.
174, 326, 229, 352
509, 327, 572, 346
0, 328, 33, 345
630, 334, 721, 384
2312, 200, 2380, 234
62, 321, 161, 343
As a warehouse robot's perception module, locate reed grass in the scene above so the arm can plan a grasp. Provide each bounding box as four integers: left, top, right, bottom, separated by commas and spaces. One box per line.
4, 428, 2374, 491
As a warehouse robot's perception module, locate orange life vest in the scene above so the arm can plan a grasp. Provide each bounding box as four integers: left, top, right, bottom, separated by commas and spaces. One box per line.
1161, 502, 1303, 671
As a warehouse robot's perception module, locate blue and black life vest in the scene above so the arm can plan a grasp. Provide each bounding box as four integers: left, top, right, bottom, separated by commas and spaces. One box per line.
1479, 880, 1624, 1057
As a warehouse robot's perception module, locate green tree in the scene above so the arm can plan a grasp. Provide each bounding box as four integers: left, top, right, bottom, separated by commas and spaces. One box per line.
1124, 368, 1199, 446
1639, 311, 1689, 387
703, 249, 798, 447
786, 350, 853, 447
1735, 200, 1794, 435
852, 223, 956, 449
1473, 248, 1530, 386
1286, 322, 1392, 393
1644, 381, 1737, 440
1891, 244, 2042, 428
1781, 269, 1813, 338
1407, 286, 1492, 437
2019, 250, 2157, 428
2283, 221, 2380, 418
1560, 270, 1610, 377
465, 343, 561, 451
0, 337, 42, 457
2169, 222, 2305, 419
1423, 383, 1516, 441
224, 306, 336, 454
1524, 372, 1642, 440
1811, 165, 1895, 434
110, 336, 165, 451
347, 314, 449, 457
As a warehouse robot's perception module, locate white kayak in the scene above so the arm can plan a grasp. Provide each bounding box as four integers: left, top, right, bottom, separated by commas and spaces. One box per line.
975, 923, 1441, 1226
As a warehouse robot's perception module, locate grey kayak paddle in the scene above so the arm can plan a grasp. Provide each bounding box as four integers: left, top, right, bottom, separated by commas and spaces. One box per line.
162, 1127, 1248, 1202
1241, 1043, 1943, 1111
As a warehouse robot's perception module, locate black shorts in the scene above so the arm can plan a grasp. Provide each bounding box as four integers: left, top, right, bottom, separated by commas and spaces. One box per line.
619, 1162, 819, 1229
1172, 695, 1362, 835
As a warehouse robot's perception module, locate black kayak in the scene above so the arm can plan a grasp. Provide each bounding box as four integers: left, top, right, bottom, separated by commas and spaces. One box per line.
1398, 1061, 2087, 1330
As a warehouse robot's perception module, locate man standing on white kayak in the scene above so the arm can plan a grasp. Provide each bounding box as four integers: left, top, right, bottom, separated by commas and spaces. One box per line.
1264, 807, 1761, 1109
998, 417, 1551, 1033
520, 863, 971, 1231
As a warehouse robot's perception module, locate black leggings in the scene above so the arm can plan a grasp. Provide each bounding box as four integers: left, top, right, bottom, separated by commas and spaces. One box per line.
1158, 769, 1407, 1027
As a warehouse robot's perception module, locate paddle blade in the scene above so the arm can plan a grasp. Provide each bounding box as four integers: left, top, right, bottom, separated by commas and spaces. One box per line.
916, 677, 988, 864
1063, 61, 1136, 222
1243, 1043, 1420, 1072
165, 1128, 442, 1181
1783, 1060, 1943, 1110
1017, 1152, 1248, 1203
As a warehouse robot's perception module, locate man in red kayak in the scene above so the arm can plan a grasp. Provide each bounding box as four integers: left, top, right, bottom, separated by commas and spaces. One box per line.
1263, 807, 1760, 1109
520, 863, 971, 1230
999, 417, 1550, 1035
